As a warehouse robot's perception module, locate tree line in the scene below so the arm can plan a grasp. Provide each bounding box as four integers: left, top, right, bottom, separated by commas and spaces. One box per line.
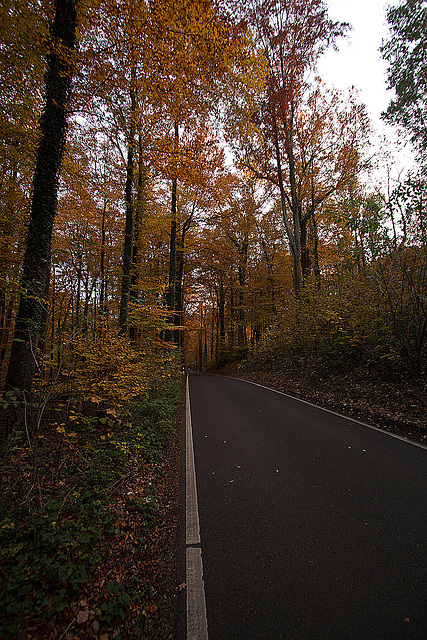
1, 0, 426, 437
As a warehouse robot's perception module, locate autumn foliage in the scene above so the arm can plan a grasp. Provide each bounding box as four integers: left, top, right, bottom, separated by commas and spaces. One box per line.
0, 0, 426, 636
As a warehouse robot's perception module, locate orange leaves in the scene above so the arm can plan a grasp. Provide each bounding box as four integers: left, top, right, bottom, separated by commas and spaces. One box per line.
152, 124, 224, 187
68, 320, 181, 409
71, 327, 147, 406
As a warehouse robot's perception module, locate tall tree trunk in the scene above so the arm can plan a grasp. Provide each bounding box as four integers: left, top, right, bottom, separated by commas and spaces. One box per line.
75, 251, 82, 328
311, 204, 321, 291
204, 323, 208, 363
99, 198, 107, 316
130, 146, 146, 304
300, 214, 310, 282
272, 110, 301, 297
210, 307, 215, 360
217, 276, 226, 361
83, 271, 92, 329
174, 206, 194, 347
229, 286, 235, 352
198, 332, 203, 372
5, 0, 78, 392
0, 295, 14, 372
175, 234, 184, 345
165, 122, 179, 343
286, 104, 302, 296
256, 221, 276, 314
237, 241, 248, 356
119, 79, 137, 334
49, 268, 56, 379
129, 152, 146, 343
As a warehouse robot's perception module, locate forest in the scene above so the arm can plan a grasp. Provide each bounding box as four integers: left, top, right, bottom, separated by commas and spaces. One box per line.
0, 0, 426, 637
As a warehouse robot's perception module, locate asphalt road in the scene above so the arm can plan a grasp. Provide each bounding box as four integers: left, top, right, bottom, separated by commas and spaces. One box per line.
187, 373, 427, 639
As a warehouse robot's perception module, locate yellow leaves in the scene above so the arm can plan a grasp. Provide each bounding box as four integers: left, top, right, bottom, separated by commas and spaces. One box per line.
56, 424, 78, 440
71, 327, 147, 406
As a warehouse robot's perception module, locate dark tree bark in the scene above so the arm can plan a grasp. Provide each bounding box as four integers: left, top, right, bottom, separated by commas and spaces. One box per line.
237, 240, 248, 356
130, 146, 146, 303
311, 196, 321, 291
174, 202, 196, 346
129, 150, 146, 343
0, 295, 14, 369
5, 0, 78, 392
165, 122, 179, 343
174, 233, 184, 345
119, 81, 137, 334
215, 275, 226, 361
75, 251, 82, 328
286, 105, 302, 295
300, 214, 311, 282
99, 198, 107, 316
272, 110, 301, 296
229, 286, 235, 351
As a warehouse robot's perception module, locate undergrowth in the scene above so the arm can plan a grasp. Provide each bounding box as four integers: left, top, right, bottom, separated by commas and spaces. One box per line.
0, 370, 182, 639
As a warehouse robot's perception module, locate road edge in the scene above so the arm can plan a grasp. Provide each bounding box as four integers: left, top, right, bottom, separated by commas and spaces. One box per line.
185, 374, 209, 640
228, 375, 427, 451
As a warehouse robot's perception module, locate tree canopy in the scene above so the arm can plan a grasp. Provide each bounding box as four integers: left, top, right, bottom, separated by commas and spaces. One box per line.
0, 2, 426, 631
381, 0, 427, 165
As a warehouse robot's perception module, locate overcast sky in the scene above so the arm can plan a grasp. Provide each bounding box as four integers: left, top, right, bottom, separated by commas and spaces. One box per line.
318, 0, 392, 127
317, 0, 418, 178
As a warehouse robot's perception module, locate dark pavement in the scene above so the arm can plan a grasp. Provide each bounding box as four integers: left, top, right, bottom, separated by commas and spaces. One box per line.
188, 373, 427, 639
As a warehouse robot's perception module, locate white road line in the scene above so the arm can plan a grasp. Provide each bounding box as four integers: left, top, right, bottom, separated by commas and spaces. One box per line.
229, 376, 427, 451
186, 375, 209, 640
186, 378, 201, 545
186, 547, 208, 640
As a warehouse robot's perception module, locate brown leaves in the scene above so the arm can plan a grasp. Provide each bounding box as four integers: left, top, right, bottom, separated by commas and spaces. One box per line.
76, 608, 89, 624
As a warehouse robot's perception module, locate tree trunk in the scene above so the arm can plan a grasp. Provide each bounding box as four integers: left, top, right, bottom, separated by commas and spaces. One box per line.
49, 268, 56, 379
129, 154, 146, 343
229, 286, 235, 352
119, 79, 137, 334
99, 198, 107, 316
75, 251, 82, 328
311, 206, 321, 291
286, 105, 302, 296
300, 214, 310, 282
175, 233, 184, 345
272, 110, 301, 297
237, 241, 248, 356
5, 0, 78, 392
165, 122, 179, 343
217, 276, 226, 361
174, 206, 194, 347
0, 294, 14, 372
198, 333, 203, 372
257, 221, 276, 314
210, 308, 215, 360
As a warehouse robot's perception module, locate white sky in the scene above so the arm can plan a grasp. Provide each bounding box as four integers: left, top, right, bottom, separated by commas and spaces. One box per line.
317, 0, 418, 181
318, 0, 392, 126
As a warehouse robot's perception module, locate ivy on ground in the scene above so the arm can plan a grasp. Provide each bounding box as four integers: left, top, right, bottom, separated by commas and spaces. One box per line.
0, 365, 182, 640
